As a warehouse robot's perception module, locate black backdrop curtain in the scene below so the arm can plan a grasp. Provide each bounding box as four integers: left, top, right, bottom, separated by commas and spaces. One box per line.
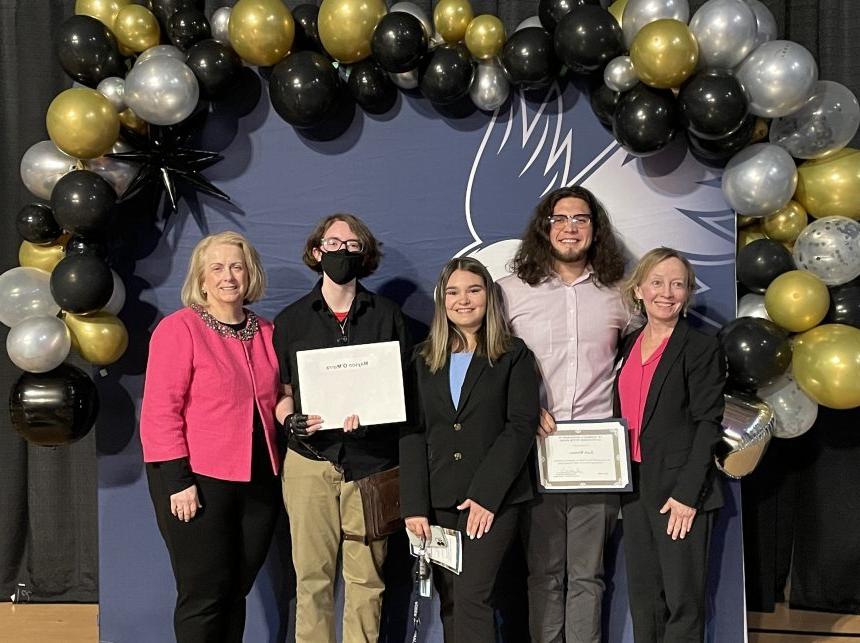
1, 0, 859, 612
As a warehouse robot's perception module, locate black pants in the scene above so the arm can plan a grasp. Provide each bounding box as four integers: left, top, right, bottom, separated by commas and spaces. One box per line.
146, 451, 280, 643
431, 503, 521, 643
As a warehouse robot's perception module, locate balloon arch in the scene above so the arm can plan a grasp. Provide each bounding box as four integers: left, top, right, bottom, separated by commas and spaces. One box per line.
4, 0, 860, 447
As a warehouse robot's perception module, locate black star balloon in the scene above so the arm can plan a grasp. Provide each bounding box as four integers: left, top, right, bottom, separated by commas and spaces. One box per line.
107, 110, 230, 212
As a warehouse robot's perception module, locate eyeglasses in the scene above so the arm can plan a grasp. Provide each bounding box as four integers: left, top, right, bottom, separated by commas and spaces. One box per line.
320, 237, 363, 253
547, 214, 592, 228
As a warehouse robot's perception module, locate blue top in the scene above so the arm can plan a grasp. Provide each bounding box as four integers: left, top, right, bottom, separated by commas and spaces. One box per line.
449, 352, 473, 409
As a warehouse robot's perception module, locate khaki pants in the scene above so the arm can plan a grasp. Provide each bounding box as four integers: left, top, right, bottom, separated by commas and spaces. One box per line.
282, 449, 387, 643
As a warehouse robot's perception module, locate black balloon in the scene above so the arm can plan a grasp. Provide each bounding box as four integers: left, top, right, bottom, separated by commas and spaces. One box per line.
539, 0, 601, 32
554, 5, 624, 75
293, 3, 323, 52
16, 203, 63, 244
737, 238, 795, 293
419, 44, 474, 105
589, 83, 620, 130
168, 8, 210, 50
9, 364, 99, 446
371, 11, 428, 74
186, 39, 242, 99
612, 84, 679, 157
269, 51, 341, 128
501, 27, 558, 89
826, 278, 860, 328
56, 15, 126, 87
50, 170, 116, 237
347, 60, 397, 114
65, 235, 109, 259
686, 115, 756, 168
678, 70, 748, 140
50, 254, 114, 314
147, 0, 203, 33
718, 317, 792, 390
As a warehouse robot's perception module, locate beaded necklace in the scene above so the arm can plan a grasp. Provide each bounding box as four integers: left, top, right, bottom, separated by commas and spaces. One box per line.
191, 304, 259, 341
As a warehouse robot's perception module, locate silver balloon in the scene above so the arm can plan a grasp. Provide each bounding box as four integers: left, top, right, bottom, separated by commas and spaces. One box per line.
721, 143, 798, 217
604, 56, 638, 92
735, 40, 818, 118
746, 0, 778, 49
102, 270, 127, 316
19, 140, 79, 200
515, 16, 543, 33
737, 293, 771, 320
390, 69, 419, 90
470, 60, 511, 111
97, 76, 126, 112
135, 44, 186, 66
689, 0, 757, 69
792, 216, 860, 286
758, 372, 818, 439
390, 2, 433, 39
210, 6, 232, 44
0, 267, 60, 328
124, 56, 200, 126
715, 393, 773, 478
622, 0, 690, 48
84, 140, 139, 197
6, 316, 71, 374
769, 81, 860, 160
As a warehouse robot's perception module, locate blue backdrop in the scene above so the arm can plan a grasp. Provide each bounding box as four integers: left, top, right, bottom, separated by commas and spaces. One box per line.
97, 72, 744, 642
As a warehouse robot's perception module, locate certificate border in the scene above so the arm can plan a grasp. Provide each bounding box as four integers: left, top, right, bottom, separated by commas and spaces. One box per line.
535, 418, 632, 493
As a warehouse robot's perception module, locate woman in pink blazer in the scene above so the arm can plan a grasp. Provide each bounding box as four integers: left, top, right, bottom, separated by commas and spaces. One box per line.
140, 231, 282, 643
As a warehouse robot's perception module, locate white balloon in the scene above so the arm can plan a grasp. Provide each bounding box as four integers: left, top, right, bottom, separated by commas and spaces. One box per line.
6, 316, 71, 373
84, 140, 139, 197
690, 0, 758, 69
124, 57, 200, 126
0, 267, 60, 328
721, 143, 797, 217
735, 40, 818, 118
604, 56, 638, 93
102, 270, 127, 315
745, 0, 778, 49
758, 372, 818, 438
210, 6, 232, 44
390, 69, 419, 90
622, 0, 690, 48
20, 140, 79, 200
97, 76, 126, 112
515, 16, 543, 33
135, 44, 185, 66
737, 293, 771, 320
470, 60, 510, 111
792, 216, 860, 286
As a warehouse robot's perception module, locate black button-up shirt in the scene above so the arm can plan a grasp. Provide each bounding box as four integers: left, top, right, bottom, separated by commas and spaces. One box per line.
272, 280, 413, 481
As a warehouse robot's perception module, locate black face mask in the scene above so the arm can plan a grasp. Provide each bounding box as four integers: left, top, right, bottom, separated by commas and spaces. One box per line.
320, 249, 363, 285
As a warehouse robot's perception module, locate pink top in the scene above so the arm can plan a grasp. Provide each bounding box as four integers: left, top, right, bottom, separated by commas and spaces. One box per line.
140, 307, 281, 481
618, 332, 669, 463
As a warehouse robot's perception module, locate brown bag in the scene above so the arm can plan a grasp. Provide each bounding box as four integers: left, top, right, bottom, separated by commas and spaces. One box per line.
353, 466, 403, 542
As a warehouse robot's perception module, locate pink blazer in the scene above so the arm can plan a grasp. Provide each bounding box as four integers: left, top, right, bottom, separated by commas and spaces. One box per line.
140, 307, 281, 481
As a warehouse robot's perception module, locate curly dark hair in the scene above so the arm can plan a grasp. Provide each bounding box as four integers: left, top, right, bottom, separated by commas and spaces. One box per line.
302, 213, 382, 278
509, 186, 626, 287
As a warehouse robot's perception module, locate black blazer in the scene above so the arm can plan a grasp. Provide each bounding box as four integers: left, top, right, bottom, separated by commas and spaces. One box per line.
400, 337, 540, 517
613, 319, 726, 512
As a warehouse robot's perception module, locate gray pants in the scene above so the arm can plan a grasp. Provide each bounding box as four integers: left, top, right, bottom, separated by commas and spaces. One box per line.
524, 492, 620, 643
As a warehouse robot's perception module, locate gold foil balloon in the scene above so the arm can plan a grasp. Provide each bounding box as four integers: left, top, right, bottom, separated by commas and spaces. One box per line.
465, 14, 506, 60
764, 270, 830, 333
752, 118, 769, 143
762, 201, 808, 242
737, 215, 758, 228
318, 0, 387, 63
795, 147, 860, 220
113, 5, 160, 53
434, 0, 474, 44
19, 240, 65, 273
75, 0, 131, 29
229, 0, 295, 67
65, 312, 129, 366
609, 0, 628, 27
118, 107, 147, 135
46, 88, 120, 160
738, 225, 766, 250
792, 323, 860, 409
630, 19, 698, 89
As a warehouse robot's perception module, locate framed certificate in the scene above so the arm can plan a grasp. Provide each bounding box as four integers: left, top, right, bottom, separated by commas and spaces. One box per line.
536, 419, 632, 492
296, 341, 406, 430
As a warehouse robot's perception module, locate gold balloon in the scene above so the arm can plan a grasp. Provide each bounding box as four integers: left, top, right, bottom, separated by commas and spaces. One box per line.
434, 0, 474, 43
465, 14, 506, 60
46, 88, 120, 160
764, 270, 830, 333
19, 240, 65, 273
737, 214, 758, 228
65, 312, 129, 366
118, 107, 148, 135
229, 0, 296, 67
629, 19, 698, 89
75, 0, 131, 30
752, 118, 769, 143
608, 0, 628, 27
738, 225, 766, 250
795, 147, 860, 220
792, 324, 860, 409
762, 201, 808, 242
318, 0, 386, 63
113, 5, 160, 53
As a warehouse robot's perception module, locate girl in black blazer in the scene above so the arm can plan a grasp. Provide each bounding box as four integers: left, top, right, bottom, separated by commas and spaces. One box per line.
400, 257, 540, 642
614, 247, 726, 643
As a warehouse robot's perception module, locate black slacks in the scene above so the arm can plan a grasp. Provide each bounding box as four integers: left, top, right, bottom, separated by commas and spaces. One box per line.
430, 503, 521, 643
146, 444, 280, 643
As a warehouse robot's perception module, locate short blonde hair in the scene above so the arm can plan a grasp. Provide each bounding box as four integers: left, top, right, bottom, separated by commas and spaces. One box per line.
180, 231, 266, 307
622, 247, 696, 314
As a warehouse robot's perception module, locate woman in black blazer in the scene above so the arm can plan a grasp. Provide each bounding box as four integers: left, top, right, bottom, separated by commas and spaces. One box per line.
400, 257, 539, 642
613, 247, 726, 643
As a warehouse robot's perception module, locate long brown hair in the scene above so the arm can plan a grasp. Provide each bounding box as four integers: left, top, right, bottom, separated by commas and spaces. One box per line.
420, 257, 512, 373
509, 186, 626, 287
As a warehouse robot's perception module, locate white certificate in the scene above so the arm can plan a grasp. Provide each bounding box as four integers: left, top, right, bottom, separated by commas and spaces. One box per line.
296, 341, 406, 430
537, 420, 632, 492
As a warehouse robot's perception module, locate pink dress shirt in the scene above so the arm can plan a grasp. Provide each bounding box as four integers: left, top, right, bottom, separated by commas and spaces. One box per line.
618, 333, 670, 462
140, 306, 281, 481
